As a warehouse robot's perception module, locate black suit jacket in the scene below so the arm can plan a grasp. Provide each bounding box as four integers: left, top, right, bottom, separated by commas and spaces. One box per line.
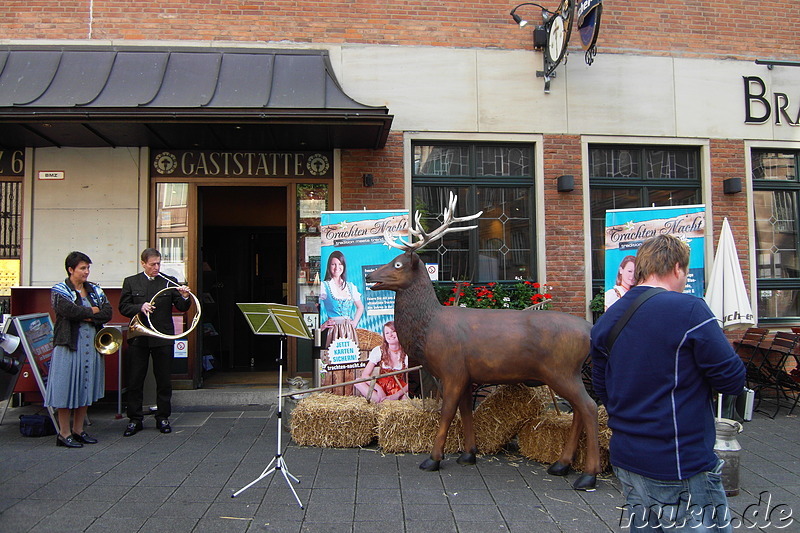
119, 272, 192, 347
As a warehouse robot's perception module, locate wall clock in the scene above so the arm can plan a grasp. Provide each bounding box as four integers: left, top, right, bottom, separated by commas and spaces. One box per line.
543, 1, 573, 79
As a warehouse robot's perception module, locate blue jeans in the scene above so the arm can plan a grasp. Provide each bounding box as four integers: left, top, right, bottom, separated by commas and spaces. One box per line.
615, 459, 733, 532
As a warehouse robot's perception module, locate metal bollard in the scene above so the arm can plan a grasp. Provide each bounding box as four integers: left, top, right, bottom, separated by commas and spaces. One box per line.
312, 328, 327, 389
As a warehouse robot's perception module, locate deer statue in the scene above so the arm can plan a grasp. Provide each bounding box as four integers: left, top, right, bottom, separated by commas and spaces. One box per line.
366, 193, 599, 490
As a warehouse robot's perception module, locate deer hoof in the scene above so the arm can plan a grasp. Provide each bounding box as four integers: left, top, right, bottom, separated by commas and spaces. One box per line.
546, 461, 571, 476
572, 473, 597, 491
419, 458, 441, 471
456, 452, 476, 466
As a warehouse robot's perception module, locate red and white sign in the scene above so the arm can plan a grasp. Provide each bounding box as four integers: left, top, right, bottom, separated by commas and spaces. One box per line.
174, 339, 188, 359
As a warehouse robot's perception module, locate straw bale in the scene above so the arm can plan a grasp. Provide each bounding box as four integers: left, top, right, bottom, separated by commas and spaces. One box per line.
474, 384, 551, 454
517, 406, 611, 472
289, 393, 377, 448
376, 398, 463, 454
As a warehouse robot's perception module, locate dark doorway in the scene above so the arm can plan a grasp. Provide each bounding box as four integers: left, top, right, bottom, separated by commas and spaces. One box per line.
200, 187, 287, 372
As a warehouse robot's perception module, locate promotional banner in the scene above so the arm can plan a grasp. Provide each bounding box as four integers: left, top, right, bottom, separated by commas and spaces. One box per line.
604, 205, 705, 310
319, 210, 409, 397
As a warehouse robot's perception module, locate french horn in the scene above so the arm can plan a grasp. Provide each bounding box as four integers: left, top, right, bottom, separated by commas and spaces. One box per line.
128, 273, 202, 340
94, 326, 123, 355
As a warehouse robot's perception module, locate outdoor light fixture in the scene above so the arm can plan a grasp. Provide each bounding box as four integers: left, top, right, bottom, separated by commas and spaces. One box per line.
362, 173, 374, 187
509, 1, 574, 93
723, 178, 742, 195
509, 1, 602, 92
510, 11, 528, 27
556, 175, 574, 192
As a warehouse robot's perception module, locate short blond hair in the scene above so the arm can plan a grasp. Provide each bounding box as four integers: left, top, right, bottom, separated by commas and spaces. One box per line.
634, 234, 690, 285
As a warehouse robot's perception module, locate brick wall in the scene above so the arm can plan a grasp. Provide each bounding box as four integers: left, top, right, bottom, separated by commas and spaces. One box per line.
2, 0, 792, 321
1, 1, 798, 62
340, 133, 404, 211
709, 138, 751, 293
543, 134, 586, 316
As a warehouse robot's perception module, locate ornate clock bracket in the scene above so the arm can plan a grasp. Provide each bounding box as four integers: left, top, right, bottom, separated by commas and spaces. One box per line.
511, 0, 602, 94
510, 2, 574, 93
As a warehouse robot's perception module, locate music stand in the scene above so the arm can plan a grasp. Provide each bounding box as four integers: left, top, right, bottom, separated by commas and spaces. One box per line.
232, 303, 311, 508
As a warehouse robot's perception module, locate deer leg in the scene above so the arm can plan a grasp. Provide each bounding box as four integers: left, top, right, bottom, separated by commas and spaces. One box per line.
571, 389, 600, 491
548, 378, 599, 490
456, 387, 477, 466
420, 380, 464, 471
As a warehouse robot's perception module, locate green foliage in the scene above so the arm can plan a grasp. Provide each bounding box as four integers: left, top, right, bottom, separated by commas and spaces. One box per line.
434, 279, 553, 310
589, 292, 605, 314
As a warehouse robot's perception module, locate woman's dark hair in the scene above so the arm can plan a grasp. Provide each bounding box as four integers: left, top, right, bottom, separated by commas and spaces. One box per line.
65, 251, 92, 274
324, 250, 347, 283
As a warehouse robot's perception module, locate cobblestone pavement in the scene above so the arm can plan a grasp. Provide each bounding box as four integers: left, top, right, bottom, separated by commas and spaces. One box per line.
0, 400, 798, 532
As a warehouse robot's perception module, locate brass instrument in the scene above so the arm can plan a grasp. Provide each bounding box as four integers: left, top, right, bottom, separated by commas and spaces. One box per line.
94, 326, 123, 355
127, 273, 202, 340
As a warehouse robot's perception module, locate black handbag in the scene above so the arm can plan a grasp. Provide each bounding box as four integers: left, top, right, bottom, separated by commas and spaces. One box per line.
19, 414, 57, 437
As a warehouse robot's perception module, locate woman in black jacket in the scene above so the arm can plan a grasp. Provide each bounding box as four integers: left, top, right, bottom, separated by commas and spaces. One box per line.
45, 251, 112, 448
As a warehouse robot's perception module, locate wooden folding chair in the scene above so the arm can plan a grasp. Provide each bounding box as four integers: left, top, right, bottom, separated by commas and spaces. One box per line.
754, 331, 798, 418
733, 327, 769, 390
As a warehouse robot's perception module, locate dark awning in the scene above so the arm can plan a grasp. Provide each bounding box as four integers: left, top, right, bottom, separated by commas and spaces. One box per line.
0, 45, 393, 150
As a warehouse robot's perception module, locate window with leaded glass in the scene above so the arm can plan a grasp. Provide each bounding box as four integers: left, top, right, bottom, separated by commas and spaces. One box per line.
752, 149, 800, 321
589, 145, 701, 296
412, 143, 535, 282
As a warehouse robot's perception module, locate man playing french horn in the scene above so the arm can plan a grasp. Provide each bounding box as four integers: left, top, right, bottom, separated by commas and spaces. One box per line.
119, 248, 192, 436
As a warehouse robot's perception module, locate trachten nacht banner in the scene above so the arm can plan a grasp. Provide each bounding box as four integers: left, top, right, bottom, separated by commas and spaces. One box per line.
604, 205, 705, 311
319, 210, 409, 380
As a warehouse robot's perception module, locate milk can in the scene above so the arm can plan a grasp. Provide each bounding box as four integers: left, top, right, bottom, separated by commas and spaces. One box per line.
714, 418, 743, 497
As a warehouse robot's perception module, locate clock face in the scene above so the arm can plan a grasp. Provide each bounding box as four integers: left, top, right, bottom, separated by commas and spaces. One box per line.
547, 15, 566, 65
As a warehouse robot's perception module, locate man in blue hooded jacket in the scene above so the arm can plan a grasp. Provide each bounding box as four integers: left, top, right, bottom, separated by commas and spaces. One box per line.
591, 234, 745, 532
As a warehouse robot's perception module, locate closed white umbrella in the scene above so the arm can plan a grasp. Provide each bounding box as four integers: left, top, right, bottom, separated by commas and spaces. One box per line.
706, 217, 755, 422
704, 217, 755, 331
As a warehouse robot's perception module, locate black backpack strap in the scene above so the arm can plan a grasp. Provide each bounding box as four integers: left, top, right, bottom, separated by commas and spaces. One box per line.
605, 287, 666, 353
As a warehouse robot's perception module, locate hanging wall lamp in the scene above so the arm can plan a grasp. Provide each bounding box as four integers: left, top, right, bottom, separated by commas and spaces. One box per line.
509, 2, 573, 93
508, 0, 602, 92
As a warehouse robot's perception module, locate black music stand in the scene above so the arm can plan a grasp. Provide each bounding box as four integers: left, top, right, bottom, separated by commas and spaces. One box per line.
232, 303, 311, 508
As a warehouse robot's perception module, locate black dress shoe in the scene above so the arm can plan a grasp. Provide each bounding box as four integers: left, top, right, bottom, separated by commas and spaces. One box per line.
56, 434, 83, 448
156, 419, 172, 433
72, 431, 98, 444
123, 421, 143, 437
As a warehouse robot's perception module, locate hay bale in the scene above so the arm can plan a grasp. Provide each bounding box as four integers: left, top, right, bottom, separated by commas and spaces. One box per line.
474, 384, 551, 454
289, 393, 377, 448
517, 406, 611, 472
377, 398, 463, 454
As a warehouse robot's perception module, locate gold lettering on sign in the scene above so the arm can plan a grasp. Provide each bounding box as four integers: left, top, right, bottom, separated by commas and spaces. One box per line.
155, 150, 332, 178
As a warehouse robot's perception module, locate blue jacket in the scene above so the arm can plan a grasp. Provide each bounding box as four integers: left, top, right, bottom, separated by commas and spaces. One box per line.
591, 285, 745, 480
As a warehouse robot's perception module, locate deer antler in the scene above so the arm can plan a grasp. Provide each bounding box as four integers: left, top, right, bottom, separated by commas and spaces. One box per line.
384, 191, 482, 251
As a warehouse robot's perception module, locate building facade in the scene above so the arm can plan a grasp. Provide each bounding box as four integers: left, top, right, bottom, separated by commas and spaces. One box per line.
1, 0, 798, 385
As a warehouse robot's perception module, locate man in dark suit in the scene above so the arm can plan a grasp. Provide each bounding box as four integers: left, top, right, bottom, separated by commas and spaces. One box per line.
119, 248, 192, 436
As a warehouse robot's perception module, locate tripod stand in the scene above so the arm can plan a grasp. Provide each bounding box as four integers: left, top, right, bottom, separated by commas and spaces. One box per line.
232, 303, 311, 508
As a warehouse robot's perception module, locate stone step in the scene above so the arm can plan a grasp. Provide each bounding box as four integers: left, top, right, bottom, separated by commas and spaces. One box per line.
172, 387, 279, 409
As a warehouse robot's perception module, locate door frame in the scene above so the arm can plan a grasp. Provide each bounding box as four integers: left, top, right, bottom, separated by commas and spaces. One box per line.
149, 178, 332, 384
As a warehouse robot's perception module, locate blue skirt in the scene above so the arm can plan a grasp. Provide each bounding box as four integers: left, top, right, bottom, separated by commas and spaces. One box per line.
44, 320, 105, 409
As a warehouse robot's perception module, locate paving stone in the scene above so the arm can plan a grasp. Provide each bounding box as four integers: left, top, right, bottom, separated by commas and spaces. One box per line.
2, 400, 799, 532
